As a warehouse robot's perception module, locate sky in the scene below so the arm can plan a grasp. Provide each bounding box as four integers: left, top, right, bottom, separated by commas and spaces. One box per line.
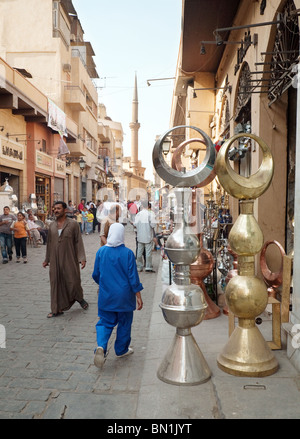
72, 0, 182, 181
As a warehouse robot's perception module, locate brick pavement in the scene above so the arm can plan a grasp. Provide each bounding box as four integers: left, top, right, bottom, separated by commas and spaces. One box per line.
0, 223, 161, 419
1, 223, 300, 420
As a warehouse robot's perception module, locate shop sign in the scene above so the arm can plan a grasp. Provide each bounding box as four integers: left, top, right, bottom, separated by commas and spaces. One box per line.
0, 136, 24, 164
100, 171, 107, 184
36, 150, 53, 171
55, 158, 66, 176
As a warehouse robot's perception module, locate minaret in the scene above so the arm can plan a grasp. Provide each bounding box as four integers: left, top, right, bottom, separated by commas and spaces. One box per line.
129, 72, 140, 175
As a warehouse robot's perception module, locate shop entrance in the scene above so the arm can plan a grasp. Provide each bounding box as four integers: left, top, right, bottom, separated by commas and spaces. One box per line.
35, 175, 50, 220
286, 86, 296, 255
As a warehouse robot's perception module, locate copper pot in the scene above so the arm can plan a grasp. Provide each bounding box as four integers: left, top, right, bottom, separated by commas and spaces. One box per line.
260, 240, 285, 298
191, 233, 221, 319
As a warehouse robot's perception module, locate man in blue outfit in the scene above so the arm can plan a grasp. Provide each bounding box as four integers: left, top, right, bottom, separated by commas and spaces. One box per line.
92, 223, 143, 368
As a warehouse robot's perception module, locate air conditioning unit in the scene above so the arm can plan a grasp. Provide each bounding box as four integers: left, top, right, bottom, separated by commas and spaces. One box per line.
63, 63, 72, 73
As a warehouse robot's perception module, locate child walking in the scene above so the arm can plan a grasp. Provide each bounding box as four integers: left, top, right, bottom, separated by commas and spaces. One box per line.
86, 208, 94, 234
75, 210, 83, 233
92, 223, 143, 368
81, 207, 88, 234
10, 212, 30, 263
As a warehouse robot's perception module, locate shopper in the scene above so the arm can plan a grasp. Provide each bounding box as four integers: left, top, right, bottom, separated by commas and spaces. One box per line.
99, 204, 121, 246
42, 201, 88, 318
75, 210, 83, 233
134, 199, 156, 272
86, 208, 94, 234
27, 213, 45, 246
81, 206, 88, 235
10, 212, 30, 263
92, 223, 143, 368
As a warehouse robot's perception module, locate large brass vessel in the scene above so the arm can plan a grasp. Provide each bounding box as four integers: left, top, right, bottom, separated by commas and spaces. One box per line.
215, 133, 279, 376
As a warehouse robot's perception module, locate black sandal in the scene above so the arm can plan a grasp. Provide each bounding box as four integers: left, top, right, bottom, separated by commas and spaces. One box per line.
79, 299, 89, 310
47, 312, 64, 318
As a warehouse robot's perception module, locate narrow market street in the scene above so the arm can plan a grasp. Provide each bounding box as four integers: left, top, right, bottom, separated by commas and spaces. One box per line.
0, 223, 299, 420
0, 224, 160, 419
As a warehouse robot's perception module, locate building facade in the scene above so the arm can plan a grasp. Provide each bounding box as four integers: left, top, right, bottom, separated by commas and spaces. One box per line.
0, 0, 127, 214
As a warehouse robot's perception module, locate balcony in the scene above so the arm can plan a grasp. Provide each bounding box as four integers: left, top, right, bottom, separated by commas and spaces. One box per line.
67, 138, 86, 157
64, 86, 85, 111
0, 58, 48, 122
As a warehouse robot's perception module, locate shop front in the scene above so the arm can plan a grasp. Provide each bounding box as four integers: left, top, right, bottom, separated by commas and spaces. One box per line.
0, 135, 26, 208
35, 174, 50, 220
35, 150, 53, 219
54, 157, 66, 204
87, 165, 107, 202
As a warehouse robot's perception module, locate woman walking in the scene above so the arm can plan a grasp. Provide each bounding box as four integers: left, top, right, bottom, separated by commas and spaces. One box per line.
92, 223, 143, 368
10, 212, 30, 263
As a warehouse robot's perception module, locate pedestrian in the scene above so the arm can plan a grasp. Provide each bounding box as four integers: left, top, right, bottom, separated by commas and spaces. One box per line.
10, 212, 30, 263
128, 200, 138, 223
78, 199, 85, 212
0, 206, 17, 263
90, 203, 97, 232
81, 206, 88, 234
149, 202, 161, 250
66, 200, 76, 218
99, 204, 121, 246
27, 213, 44, 246
86, 208, 94, 234
95, 200, 103, 232
25, 209, 37, 220
134, 195, 141, 212
92, 223, 143, 368
100, 195, 113, 219
134, 199, 156, 273
42, 201, 88, 318
75, 209, 83, 233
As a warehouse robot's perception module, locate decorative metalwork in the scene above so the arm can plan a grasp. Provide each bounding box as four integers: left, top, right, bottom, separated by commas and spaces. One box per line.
235, 63, 252, 119
267, 0, 299, 103
219, 96, 230, 136
234, 31, 256, 74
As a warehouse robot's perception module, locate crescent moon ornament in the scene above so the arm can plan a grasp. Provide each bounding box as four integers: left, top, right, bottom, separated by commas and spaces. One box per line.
171, 138, 217, 188
215, 133, 274, 200
152, 126, 216, 188
171, 138, 204, 171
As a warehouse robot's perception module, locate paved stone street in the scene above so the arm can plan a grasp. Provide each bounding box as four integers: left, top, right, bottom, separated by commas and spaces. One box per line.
0, 223, 161, 419
1, 222, 300, 420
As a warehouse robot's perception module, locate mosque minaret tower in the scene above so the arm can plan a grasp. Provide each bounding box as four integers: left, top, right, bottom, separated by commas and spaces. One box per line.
129, 72, 140, 175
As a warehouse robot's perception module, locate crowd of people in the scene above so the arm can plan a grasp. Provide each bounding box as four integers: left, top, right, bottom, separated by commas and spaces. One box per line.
41, 200, 147, 369
0, 194, 167, 266
0, 206, 48, 264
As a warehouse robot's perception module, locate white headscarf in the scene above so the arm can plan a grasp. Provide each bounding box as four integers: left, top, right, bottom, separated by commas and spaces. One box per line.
106, 223, 125, 247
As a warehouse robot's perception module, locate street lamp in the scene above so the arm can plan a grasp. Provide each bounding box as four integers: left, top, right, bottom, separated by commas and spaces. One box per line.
78, 157, 86, 171
162, 138, 171, 156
